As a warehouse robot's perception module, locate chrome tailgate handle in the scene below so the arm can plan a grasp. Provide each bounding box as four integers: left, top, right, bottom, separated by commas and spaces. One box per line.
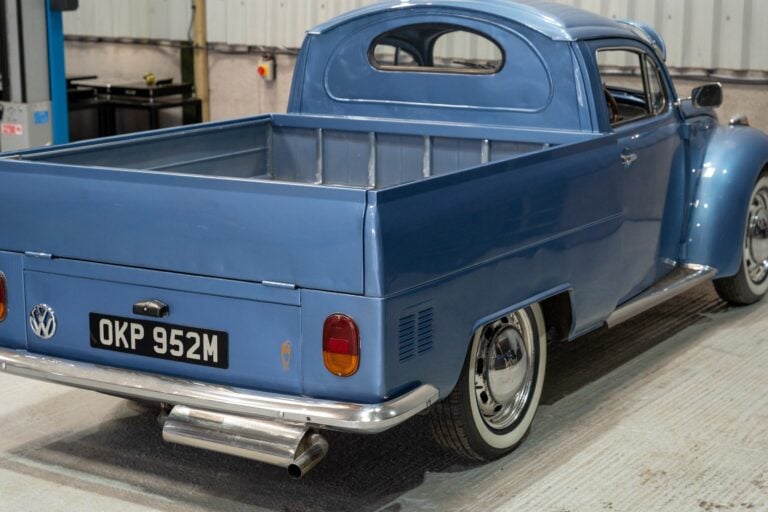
133, 300, 169, 318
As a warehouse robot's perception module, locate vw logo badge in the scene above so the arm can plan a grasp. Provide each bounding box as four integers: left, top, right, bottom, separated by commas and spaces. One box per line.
29, 304, 57, 340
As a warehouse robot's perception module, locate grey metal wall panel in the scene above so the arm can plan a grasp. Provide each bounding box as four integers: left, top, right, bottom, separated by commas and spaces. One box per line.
63, 0, 768, 71
63, 0, 192, 40
557, 0, 768, 71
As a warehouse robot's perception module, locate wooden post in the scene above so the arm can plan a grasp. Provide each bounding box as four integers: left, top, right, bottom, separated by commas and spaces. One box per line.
193, 0, 210, 121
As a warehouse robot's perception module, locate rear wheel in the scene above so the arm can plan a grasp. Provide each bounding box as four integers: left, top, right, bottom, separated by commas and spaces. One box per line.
715, 173, 768, 305
430, 304, 546, 461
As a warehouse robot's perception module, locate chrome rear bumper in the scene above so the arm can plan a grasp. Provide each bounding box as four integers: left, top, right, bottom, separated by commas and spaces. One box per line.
0, 348, 438, 433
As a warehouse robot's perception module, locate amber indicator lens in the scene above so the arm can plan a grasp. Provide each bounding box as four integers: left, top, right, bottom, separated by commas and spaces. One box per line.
0, 273, 7, 322
322, 314, 360, 377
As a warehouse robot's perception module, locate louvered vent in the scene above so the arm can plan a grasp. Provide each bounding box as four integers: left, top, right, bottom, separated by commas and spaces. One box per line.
416, 308, 434, 355
398, 314, 416, 362
398, 307, 434, 362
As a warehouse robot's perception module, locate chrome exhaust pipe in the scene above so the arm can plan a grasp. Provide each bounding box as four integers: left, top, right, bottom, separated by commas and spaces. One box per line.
162, 405, 328, 478
288, 433, 329, 479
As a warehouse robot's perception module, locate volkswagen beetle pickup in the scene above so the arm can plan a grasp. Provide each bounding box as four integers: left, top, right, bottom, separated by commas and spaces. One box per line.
1, 1, 767, 477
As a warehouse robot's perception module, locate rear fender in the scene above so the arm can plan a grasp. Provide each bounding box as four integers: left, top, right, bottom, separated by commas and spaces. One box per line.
686, 126, 768, 276
471, 286, 573, 337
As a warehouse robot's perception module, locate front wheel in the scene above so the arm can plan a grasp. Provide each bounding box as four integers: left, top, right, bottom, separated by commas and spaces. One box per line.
715, 173, 768, 305
430, 304, 546, 461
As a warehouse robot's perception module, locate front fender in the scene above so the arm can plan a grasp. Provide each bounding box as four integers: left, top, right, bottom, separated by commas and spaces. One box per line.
686, 126, 768, 276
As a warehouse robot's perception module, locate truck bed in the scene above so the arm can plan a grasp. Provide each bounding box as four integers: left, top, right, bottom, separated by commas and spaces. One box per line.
0, 114, 595, 296
13, 114, 577, 189
0, 113, 608, 399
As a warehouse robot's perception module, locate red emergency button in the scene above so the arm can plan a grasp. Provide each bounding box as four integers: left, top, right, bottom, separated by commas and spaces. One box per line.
257, 58, 275, 81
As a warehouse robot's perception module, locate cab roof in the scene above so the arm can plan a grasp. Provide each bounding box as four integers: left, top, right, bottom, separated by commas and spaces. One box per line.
310, 0, 638, 42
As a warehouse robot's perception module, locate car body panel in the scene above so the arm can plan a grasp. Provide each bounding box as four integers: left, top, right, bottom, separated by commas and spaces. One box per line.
22, 257, 304, 393
685, 125, 768, 276
291, 9, 591, 130
0, 157, 368, 294
582, 36, 687, 300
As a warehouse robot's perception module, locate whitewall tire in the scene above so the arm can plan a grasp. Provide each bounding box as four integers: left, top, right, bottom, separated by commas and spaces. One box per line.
430, 304, 546, 461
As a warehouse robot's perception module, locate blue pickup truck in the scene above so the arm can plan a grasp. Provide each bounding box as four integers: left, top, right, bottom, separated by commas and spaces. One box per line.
1, 0, 768, 477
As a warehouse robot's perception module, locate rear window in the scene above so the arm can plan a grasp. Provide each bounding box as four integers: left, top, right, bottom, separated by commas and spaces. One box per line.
370, 24, 504, 74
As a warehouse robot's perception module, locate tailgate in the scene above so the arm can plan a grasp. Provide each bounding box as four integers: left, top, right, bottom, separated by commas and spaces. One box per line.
0, 159, 366, 294
22, 258, 302, 392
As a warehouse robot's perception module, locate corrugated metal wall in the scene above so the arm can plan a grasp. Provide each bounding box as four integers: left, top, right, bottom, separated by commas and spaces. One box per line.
63, 0, 768, 71
63, 0, 193, 41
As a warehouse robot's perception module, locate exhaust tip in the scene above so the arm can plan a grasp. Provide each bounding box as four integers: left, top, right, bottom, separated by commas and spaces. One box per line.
287, 464, 304, 479
287, 433, 329, 479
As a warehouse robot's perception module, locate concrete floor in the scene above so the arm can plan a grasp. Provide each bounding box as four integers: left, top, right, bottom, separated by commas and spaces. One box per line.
0, 284, 766, 512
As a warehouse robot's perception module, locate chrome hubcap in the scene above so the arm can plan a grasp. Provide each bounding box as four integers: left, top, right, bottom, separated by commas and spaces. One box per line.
474, 311, 536, 430
746, 188, 768, 285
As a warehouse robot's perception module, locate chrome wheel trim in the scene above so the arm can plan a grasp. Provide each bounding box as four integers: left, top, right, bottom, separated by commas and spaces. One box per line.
472, 310, 537, 431
745, 181, 768, 288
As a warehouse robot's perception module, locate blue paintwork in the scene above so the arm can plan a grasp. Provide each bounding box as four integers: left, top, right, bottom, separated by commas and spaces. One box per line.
24, 263, 303, 393
1, 1, 768, 406
45, 0, 69, 145
581, 38, 686, 300
292, 8, 590, 129
686, 125, 768, 275
0, 151, 368, 294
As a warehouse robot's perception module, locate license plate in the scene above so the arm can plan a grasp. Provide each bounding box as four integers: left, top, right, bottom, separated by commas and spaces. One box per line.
89, 313, 229, 369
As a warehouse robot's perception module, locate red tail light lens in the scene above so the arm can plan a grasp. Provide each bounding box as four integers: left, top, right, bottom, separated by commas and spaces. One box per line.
322, 314, 359, 377
0, 273, 7, 322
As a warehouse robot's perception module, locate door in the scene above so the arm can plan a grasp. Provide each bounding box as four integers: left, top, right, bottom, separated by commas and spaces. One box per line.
593, 44, 686, 303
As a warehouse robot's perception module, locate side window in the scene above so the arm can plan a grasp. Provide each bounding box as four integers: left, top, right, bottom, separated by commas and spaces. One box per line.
597, 49, 668, 126
643, 56, 667, 115
432, 29, 503, 72
370, 24, 503, 74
